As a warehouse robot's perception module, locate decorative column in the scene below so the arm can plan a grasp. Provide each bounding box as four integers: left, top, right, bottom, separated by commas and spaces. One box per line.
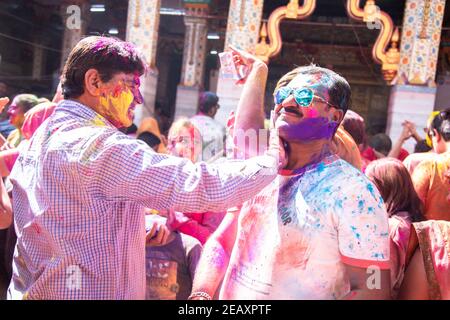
126, 0, 161, 125
32, 40, 45, 80
174, 2, 209, 119
386, 0, 446, 152
60, 0, 89, 70
215, 0, 264, 126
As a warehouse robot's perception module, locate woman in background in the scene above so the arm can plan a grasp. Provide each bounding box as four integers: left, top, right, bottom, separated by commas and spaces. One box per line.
365, 158, 424, 298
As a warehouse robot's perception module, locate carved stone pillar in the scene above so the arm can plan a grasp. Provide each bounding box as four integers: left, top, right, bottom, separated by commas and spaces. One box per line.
126, 0, 161, 125
174, 5, 209, 119
386, 0, 446, 152
215, 0, 264, 125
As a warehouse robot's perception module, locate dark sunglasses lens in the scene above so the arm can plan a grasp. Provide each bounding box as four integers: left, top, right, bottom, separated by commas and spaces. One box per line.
274, 87, 292, 105
294, 88, 314, 107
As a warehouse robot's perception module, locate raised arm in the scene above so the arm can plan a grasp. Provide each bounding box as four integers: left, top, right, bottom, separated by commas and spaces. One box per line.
79, 132, 285, 213
229, 47, 268, 158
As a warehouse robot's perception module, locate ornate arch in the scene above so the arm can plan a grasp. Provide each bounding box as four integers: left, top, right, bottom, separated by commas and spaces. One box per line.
255, 0, 316, 62
255, 0, 400, 84
346, 0, 400, 83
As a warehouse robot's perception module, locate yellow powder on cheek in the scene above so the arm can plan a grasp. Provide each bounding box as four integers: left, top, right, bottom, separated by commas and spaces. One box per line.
98, 89, 134, 126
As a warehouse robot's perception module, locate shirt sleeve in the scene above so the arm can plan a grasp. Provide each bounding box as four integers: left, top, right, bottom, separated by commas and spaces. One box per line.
337, 178, 390, 269
79, 131, 278, 213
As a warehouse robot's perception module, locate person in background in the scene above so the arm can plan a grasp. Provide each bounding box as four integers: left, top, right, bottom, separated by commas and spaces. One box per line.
190, 92, 226, 162
0, 94, 15, 140
137, 116, 167, 154
365, 158, 424, 298
398, 219, 450, 300
137, 131, 161, 152
403, 111, 440, 175
144, 214, 202, 300
0, 102, 57, 177
4, 94, 39, 149
165, 118, 225, 244
341, 110, 375, 171
412, 109, 450, 221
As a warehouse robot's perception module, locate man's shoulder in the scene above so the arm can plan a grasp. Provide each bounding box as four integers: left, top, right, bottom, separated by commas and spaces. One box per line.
308, 156, 366, 185
307, 158, 381, 206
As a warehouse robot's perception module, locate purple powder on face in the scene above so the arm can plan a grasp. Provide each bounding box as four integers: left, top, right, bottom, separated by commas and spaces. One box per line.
278, 117, 338, 142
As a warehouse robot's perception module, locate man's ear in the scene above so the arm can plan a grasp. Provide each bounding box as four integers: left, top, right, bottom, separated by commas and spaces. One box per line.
331, 108, 344, 123
84, 69, 102, 97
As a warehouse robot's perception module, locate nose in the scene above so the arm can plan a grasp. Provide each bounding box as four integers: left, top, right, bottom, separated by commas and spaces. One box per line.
281, 94, 298, 108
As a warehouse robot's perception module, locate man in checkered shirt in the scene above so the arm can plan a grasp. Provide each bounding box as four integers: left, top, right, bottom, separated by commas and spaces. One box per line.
7, 36, 285, 300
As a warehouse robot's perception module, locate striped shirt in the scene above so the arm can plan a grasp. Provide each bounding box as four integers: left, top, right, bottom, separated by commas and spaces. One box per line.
7, 100, 277, 300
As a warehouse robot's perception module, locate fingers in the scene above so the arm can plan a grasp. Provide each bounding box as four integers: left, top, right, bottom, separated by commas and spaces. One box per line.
153, 224, 170, 246
145, 222, 158, 242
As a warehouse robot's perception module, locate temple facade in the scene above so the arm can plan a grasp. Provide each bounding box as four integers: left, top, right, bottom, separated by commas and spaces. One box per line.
0, 0, 449, 150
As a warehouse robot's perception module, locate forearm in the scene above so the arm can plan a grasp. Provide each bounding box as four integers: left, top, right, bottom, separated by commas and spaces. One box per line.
235, 63, 268, 132
191, 238, 231, 298
412, 131, 422, 143
0, 210, 12, 229
88, 141, 277, 213
234, 63, 268, 158
388, 138, 404, 159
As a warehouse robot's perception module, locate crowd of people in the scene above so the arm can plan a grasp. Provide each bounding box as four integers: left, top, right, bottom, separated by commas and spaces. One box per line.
0, 35, 448, 300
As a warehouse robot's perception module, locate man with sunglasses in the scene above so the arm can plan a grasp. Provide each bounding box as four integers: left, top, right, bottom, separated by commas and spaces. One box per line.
190, 48, 391, 300
412, 108, 450, 221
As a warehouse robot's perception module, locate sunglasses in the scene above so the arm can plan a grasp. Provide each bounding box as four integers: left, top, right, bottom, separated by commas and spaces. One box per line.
274, 87, 338, 109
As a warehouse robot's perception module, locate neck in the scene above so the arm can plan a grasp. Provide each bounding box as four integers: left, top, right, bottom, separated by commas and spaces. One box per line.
74, 95, 98, 113
285, 139, 332, 171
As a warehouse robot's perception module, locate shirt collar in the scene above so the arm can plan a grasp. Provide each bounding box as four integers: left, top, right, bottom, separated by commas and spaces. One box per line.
56, 99, 117, 129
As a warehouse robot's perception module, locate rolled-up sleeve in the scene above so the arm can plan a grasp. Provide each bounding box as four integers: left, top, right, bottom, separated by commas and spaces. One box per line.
79, 132, 277, 213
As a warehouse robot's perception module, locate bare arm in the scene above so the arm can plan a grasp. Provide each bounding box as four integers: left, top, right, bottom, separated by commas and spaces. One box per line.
0, 178, 12, 229
190, 209, 239, 299
343, 265, 391, 300
229, 47, 268, 157
397, 248, 429, 300
388, 122, 411, 159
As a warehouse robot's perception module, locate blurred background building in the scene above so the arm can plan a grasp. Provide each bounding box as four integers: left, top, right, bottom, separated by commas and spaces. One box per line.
0, 0, 449, 147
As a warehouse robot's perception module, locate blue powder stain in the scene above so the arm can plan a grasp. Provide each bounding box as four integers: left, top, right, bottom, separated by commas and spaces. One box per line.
335, 199, 343, 208
372, 253, 385, 259
350, 226, 361, 241
367, 183, 377, 199
317, 162, 326, 173
368, 207, 375, 214
358, 200, 365, 211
